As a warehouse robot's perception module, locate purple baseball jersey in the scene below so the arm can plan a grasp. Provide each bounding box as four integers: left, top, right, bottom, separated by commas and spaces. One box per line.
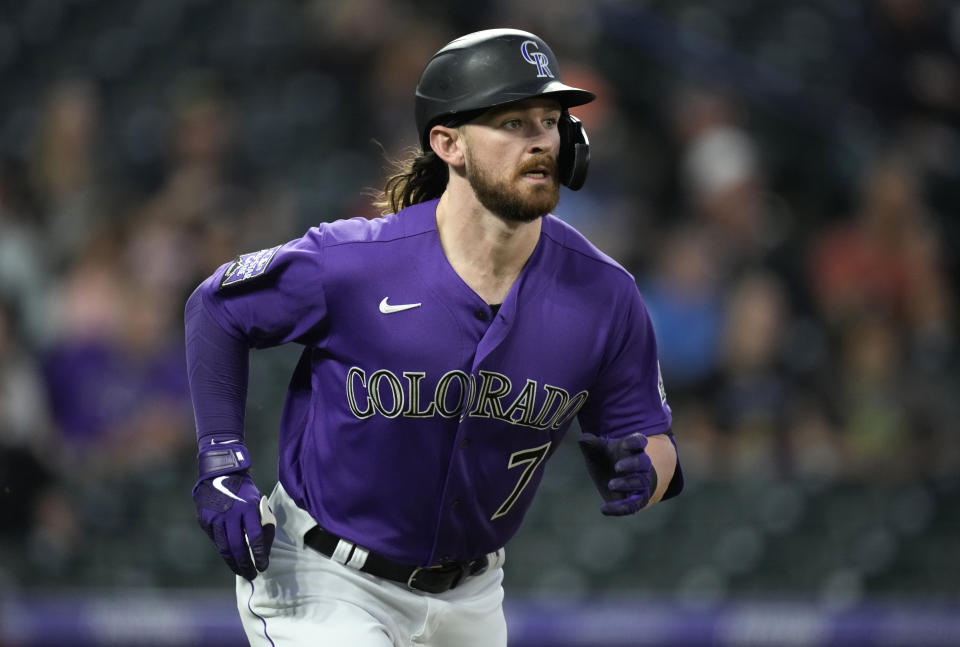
189, 198, 674, 566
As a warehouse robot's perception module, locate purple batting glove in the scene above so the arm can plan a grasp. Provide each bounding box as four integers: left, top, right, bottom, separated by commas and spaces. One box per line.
193, 471, 275, 580
578, 432, 658, 516
192, 443, 275, 580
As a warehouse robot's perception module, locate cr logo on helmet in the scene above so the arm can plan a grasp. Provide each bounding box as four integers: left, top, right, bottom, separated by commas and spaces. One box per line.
520, 40, 554, 79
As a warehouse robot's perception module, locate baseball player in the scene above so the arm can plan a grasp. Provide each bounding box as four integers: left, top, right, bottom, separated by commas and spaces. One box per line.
185, 28, 683, 646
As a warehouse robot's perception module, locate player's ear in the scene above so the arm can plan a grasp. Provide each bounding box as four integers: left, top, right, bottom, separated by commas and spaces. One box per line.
429, 125, 464, 167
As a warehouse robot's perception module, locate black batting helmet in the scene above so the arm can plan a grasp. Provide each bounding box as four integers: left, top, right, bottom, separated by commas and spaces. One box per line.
415, 28, 596, 189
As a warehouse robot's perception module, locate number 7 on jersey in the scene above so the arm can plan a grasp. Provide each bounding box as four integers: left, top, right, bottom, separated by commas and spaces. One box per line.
491, 441, 552, 520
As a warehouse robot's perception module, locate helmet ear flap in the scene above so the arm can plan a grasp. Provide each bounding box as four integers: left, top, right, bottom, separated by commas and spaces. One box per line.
558, 112, 590, 191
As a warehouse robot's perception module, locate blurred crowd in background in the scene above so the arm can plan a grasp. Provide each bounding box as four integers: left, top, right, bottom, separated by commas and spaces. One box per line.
0, 0, 958, 603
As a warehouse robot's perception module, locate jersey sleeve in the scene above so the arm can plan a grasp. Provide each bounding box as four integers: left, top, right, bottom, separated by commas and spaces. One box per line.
197, 228, 329, 349
578, 284, 672, 438
184, 228, 328, 449
578, 283, 683, 500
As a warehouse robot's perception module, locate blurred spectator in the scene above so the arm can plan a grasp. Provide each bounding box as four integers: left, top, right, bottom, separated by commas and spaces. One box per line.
134, 71, 298, 295
671, 85, 794, 277
27, 77, 114, 268
640, 225, 724, 393
847, 0, 960, 250
784, 392, 844, 481
0, 297, 79, 582
0, 298, 53, 452
809, 150, 957, 483
808, 152, 954, 364
40, 236, 193, 477
144, 72, 248, 229
0, 157, 55, 347
711, 271, 794, 478
834, 310, 915, 481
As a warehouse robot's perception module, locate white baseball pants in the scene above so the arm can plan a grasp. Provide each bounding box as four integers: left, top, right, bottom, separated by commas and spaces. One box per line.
236, 483, 508, 647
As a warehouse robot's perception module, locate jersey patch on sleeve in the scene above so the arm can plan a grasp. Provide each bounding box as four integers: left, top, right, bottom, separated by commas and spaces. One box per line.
657, 360, 668, 406
219, 245, 282, 289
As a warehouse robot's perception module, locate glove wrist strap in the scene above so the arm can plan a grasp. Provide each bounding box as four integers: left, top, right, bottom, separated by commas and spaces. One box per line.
197, 443, 252, 481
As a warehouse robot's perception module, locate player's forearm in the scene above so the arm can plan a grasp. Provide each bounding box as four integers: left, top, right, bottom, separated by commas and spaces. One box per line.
185, 286, 251, 446
644, 433, 677, 508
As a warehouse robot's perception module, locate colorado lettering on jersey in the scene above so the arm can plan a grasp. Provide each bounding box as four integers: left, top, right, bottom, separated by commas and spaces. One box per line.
346, 367, 589, 431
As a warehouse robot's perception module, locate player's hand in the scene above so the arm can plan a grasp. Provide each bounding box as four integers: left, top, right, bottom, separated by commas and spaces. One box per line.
193, 471, 276, 580
578, 432, 657, 516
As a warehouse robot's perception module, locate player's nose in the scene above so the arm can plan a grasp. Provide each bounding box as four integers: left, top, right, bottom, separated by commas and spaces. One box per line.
526, 122, 556, 154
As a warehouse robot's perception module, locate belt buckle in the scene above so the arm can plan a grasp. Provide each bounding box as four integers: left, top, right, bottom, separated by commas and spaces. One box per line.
406, 566, 426, 591
406, 563, 469, 594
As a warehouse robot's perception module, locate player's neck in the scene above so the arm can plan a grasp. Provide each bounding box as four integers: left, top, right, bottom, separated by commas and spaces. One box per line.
435, 191, 541, 305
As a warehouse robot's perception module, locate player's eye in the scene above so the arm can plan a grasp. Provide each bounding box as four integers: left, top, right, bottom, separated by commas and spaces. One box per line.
502, 119, 522, 130
543, 117, 558, 128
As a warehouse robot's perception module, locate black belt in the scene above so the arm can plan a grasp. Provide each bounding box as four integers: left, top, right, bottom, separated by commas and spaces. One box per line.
303, 526, 490, 594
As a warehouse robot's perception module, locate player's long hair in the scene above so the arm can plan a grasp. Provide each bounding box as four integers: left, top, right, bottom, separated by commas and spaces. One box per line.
371, 147, 448, 216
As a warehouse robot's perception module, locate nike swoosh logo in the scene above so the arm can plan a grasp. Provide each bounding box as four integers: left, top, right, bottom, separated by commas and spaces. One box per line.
210, 439, 239, 445
379, 297, 421, 314
213, 476, 247, 503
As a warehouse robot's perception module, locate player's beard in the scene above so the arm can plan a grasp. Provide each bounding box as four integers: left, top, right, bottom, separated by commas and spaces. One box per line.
465, 150, 559, 223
